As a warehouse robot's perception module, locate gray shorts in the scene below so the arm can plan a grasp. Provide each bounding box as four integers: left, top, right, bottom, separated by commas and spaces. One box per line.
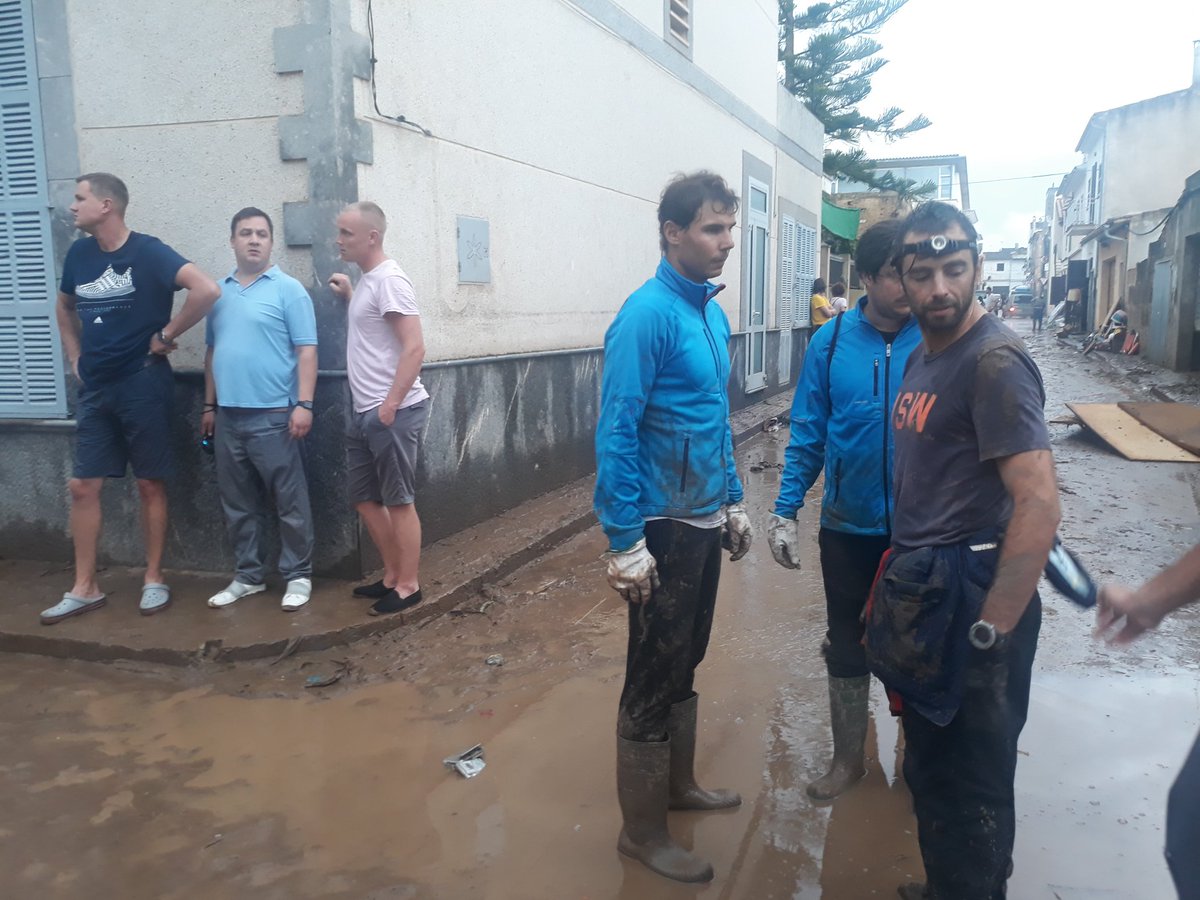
346, 400, 429, 506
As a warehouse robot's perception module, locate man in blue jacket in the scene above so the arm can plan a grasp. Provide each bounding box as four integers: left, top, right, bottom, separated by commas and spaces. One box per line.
594, 171, 752, 884
768, 218, 921, 800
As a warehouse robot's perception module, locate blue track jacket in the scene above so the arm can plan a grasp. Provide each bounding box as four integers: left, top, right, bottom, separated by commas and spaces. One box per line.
595, 259, 744, 552
773, 297, 922, 535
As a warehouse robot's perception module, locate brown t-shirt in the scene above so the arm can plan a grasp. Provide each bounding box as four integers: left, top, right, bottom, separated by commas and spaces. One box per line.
891, 314, 1051, 550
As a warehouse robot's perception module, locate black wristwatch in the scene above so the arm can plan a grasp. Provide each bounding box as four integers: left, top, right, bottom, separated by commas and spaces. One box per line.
968, 619, 1010, 651
157, 329, 174, 346
296, 400, 314, 411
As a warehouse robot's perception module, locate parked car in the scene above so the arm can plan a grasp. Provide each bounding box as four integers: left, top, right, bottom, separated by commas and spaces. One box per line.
1006, 287, 1035, 317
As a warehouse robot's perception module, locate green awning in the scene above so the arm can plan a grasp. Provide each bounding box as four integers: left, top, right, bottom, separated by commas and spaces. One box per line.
822, 199, 861, 241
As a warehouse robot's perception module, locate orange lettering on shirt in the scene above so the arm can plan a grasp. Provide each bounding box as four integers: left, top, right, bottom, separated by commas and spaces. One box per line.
906, 392, 937, 433
893, 392, 912, 429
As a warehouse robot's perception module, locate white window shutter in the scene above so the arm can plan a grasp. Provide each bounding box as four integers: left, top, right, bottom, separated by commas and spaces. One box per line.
0, 0, 66, 418
778, 215, 795, 328
794, 223, 817, 327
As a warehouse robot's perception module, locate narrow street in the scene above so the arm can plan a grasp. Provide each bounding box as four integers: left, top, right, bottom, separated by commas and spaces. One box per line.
2, 326, 1198, 900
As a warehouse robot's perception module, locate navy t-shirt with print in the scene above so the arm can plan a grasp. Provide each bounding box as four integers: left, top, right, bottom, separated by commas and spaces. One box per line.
891, 314, 1051, 550
60, 232, 188, 385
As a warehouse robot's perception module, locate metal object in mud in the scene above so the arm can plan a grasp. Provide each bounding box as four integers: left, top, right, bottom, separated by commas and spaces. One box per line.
486, 654, 505, 667
443, 743, 486, 778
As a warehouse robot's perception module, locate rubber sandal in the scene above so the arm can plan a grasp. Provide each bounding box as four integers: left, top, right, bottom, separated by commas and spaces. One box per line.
281, 577, 312, 611
207, 581, 266, 608
352, 579, 390, 598
40, 592, 106, 625
140, 583, 172, 616
368, 588, 422, 617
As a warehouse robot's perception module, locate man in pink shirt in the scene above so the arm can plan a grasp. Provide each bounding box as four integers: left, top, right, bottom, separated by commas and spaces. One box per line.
328, 202, 430, 616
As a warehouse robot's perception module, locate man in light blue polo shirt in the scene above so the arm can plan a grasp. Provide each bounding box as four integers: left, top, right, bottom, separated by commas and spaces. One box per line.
201, 207, 318, 611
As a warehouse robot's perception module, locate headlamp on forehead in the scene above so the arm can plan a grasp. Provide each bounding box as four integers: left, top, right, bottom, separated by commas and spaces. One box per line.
898, 234, 979, 259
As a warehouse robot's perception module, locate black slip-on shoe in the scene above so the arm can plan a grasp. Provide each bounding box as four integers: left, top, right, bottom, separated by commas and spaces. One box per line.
368, 589, 423, 617
352, 579, 390, 598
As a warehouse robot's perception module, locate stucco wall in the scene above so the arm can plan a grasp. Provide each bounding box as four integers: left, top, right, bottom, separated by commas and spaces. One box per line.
693, 0, 780, 124
355, 0, 820, 359
1103, 91, 1200, 221
62, 0, 314, 370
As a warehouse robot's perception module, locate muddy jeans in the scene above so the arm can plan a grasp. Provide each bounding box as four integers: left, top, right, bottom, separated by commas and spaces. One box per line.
819, 528, 891, 678
616, 519, 723, 742
901, 596, 1041, 900
1168, 729, 1200, 899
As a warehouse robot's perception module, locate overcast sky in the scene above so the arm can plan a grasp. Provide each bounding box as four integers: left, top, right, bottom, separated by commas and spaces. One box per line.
854, 0, 1200, 251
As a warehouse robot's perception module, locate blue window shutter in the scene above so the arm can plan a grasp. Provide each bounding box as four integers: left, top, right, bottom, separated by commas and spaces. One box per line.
0, 0, 67, 418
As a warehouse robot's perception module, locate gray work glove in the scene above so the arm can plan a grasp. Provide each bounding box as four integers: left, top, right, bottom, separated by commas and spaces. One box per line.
768, 513, 802, 570
722, 503, 753, 562
604, 538, 660, 604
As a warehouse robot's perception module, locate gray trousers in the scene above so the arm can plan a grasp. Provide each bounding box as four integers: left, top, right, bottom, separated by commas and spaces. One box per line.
215, 407, 314, 583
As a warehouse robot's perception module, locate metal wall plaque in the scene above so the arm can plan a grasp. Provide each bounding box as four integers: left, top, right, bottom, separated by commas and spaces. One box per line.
457, 216, 491, 284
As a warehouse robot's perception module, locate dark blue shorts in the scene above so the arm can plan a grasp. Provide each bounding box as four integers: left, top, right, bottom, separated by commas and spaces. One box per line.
73, 357, 175, 480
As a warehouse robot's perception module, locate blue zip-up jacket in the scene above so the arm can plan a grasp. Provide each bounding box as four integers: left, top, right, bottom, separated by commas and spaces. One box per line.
773, 297, 922, 535
595, 259, 744, 551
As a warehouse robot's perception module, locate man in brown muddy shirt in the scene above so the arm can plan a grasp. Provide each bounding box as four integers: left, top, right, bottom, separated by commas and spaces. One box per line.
872, 201, 1060, 900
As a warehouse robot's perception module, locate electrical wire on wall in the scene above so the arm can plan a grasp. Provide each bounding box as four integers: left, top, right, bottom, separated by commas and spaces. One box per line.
366, 0, 433, 137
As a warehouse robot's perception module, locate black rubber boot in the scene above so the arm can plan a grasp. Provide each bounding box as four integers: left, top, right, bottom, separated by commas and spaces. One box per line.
807, 674, 870, 801
897, 883, 928, 900
667, 694, 742, 810
616, 736, 715, 883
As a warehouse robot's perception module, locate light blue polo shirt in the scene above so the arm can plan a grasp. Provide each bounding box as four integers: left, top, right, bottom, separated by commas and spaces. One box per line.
205, 265, 318, 408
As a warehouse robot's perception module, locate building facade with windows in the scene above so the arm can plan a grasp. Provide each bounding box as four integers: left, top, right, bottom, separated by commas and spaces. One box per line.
981, 246, 1028, 298
831, 154, 973, 216
1052, 43, 1200, 336
0, 0, 824, 575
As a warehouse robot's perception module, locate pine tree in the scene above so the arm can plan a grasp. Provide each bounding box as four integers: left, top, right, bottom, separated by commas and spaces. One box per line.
780, 0, 933, 192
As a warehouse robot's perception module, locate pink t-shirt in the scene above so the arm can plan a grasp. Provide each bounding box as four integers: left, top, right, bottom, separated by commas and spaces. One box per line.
346, 259, 429, 413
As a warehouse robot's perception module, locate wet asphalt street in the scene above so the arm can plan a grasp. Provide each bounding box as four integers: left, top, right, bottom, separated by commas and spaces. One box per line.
1, 321, 1198, 900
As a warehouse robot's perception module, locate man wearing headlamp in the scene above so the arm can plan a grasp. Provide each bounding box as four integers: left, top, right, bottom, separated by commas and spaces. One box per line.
864, 201, 1060, 900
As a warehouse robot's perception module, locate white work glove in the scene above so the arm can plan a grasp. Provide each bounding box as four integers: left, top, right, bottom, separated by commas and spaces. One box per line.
604, 538, 660, 604
722, 503, 753, 562
768, 513, 802, 570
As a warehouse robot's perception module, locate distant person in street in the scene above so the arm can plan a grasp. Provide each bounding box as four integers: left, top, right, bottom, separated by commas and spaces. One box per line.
830, 280, 849, 314
202, 208, 317, 612
986, 288, 1003, 318
767, 218, 921, 801
866, 201, 1060, 900
43, 173, 220, 625
594, 171, 751, 884
811, 277, 835, 327
1030, 296, 1045, 332
327, 202, 429, 617
1097, 543, 1200, 900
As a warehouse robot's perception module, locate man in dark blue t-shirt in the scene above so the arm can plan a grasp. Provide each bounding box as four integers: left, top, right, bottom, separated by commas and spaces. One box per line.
872, 202, 1060, 900
42, 173, 219, 625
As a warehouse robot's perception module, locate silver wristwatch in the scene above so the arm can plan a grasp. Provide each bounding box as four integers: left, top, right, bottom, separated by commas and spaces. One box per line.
968, 619, 999, 650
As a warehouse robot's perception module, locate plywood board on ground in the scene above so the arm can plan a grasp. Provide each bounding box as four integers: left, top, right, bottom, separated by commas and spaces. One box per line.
1117, 401, 1200, 456
1065, 403, 1200, 462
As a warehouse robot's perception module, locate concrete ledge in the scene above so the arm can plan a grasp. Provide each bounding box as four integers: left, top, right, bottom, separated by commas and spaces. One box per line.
0, 478, 595, 667
0, 387, 791, 665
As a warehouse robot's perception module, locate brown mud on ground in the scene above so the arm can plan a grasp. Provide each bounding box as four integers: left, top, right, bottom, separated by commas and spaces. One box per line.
1, 329, 1198, 899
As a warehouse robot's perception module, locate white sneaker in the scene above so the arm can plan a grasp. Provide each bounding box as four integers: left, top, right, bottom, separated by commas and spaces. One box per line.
208, 580, 266, 608
282, 577, 312, 611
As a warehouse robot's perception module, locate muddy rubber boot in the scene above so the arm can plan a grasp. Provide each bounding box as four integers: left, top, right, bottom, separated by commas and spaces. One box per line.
616, 736, 715, 883
667, 694, 742, 810
806, 674, 870, 801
